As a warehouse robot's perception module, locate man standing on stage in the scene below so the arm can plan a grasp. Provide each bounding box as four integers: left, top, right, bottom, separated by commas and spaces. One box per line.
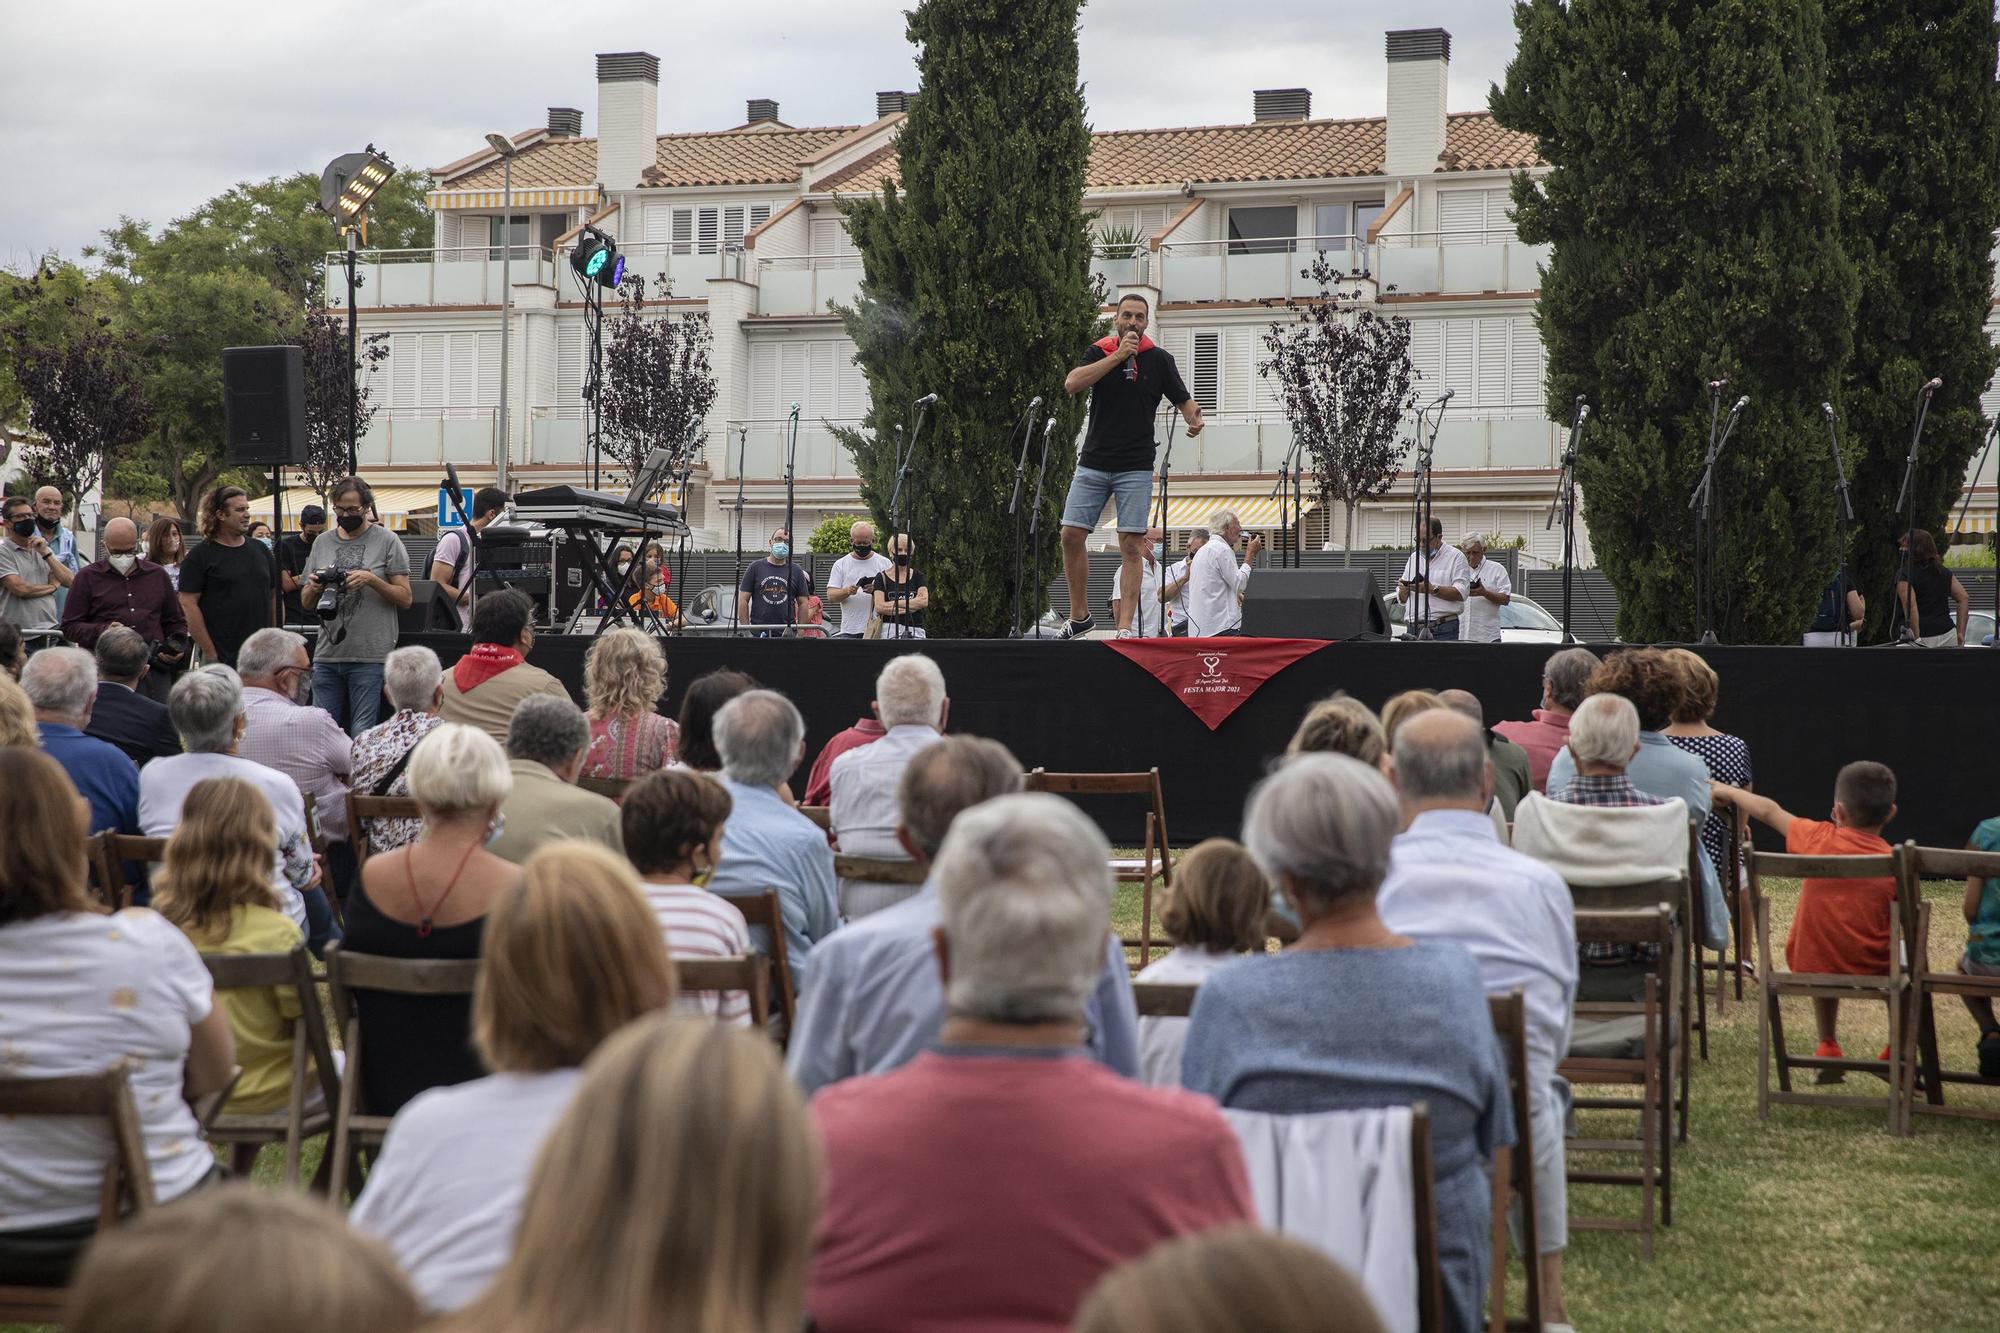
1059, 294, 1203, 639
1158, 527, 1208, 636
738, 527, 813, 637
1108, 526, 1166, 638
826, 519, 893, 639
1184, 510, 1263, 638
1397, 518, 1470, 641
1459, 537, 1512, 644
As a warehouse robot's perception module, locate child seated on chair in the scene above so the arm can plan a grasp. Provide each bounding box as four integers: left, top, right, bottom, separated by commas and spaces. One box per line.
1712, 761, 1898, 1079
1958, 817, 2000, 1077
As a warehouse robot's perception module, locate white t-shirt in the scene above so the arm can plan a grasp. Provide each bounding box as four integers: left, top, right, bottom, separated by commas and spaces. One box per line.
1132, 946, 1245, 1090
1109, 555, 1166, 637
432, 528, 474, 632
640, 880, 755, 1026
349, 1068, 584, 1312
1398, 544, 1472, 622
0, 909, 215, 1229
1462, 558, 1512, 643
139, 753, 312, 927
826, 551, 894, 635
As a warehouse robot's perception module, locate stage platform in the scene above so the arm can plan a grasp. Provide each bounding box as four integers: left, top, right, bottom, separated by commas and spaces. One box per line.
406, 634, 1993, 849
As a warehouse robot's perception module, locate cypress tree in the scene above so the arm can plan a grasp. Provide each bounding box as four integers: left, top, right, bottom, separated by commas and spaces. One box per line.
834, 0, 1099, 637
1824, 1, 2000, 639
1494, 1, 1859, 643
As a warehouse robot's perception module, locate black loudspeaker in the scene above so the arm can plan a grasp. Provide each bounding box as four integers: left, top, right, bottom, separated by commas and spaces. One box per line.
399, 580, 463, 634
1241, 568, 1390, 640
222, 345, 308, 467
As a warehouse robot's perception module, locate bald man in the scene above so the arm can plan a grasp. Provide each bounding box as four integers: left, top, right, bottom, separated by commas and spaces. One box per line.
62, 516, 189, 702
32, 486, 79, 614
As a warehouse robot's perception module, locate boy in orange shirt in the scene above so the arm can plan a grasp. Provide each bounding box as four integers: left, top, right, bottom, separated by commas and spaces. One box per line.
1712, 761, 1898, 1080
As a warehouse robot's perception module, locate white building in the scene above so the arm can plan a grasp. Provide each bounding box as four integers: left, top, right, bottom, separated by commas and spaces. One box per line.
322, 29, 1998, 556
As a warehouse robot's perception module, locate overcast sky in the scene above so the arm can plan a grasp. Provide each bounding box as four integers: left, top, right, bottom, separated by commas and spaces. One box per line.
0, 1, 1517, 269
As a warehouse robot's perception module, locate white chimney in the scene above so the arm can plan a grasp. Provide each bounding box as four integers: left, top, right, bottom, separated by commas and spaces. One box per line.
595, 51, 660, 196
1384, 29, 1449, 177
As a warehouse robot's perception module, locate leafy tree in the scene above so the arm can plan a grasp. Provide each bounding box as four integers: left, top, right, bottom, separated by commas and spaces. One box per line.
298, 306, 390, 504
599, 274, 717, 489
1494, 0, 1860, 643
1261, 258, 1417, 562
807, 513, 868, 554
834, 0, 1099, 636
1823, 2, 2000, 639
8, 317, 154, 518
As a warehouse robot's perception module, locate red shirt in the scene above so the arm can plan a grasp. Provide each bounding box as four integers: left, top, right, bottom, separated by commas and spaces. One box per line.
1784, 819, 1896, 975
1493, 708, 1571, 794
807, 1049, 1254, 1333
804, 718, 885, 806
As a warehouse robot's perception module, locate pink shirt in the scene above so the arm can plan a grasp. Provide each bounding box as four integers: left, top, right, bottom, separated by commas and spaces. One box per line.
804, 718, 885, 807
807, 1049, 1254, 1332
1493, 708, 1572, 794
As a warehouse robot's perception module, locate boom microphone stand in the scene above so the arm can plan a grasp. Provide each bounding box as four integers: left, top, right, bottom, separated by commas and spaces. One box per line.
1027, 417, 1056, 638
888, 394, 935, 634
1545, 397, 1587, 644
731, 425, 748, 636
1408, 390, 1452, 639
784, 403, 799, 636
1007, 394, 1044, 639
1270, 434, 1304, 569
1888, 377, 1941, 644
1689, 388, 1747, 645
1821, 402, 1860, 646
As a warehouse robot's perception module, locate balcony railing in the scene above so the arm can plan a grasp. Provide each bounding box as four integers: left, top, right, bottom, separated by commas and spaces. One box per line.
1374, 230, 1551, 297
325, 247, 559, 309
753, 255, 864, 316
353, 408, 497, 466
718, 418, 865, 480
1157, 235, 1372, 303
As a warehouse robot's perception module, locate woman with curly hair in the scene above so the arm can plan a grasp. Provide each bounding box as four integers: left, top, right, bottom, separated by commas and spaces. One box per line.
580, 628, 679, 782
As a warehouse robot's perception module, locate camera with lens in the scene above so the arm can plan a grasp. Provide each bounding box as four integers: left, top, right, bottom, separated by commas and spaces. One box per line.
311, 567, 349, 616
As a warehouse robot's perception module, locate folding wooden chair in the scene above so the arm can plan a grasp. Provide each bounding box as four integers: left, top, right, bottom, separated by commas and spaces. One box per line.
0, 1068, 155, 1320
346, 792, 423, 864
1686, 818, 1714, 1059
1565, 871, 1692, 1148
199, 946, 343, 1189
798, 804, 832, 831
578, 774, 632, 802
1748, 846, 1912, 1134
715, 889, 797, 1044
1485, 989, 1546, 1333
88, 832, 167, 911
673, 955, 772, 1030
1023, 767, 1175, 965
1560, 904, 1674, 1257
1901, 844, 2000, 1127
832, 854, 928, 887
324, 944, 482, 1203
1131, 981, 1200, 1018
1410, 1102, 1448, 1333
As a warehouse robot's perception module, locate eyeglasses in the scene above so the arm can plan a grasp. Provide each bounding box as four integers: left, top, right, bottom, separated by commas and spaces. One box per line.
332, 505, 367, 518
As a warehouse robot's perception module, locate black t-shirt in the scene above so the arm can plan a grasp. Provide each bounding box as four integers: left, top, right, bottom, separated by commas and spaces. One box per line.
1898, 562, 1956, 635
180, 537, 278, 667
739, 558, 812, 625
876, 567, 927, 628
1809, 571, 1851, 634
277, 533, 318, 624
1077, 342, 1193, 474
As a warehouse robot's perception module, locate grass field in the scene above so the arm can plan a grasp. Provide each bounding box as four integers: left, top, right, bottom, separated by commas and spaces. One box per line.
8, 877, 1997, 1332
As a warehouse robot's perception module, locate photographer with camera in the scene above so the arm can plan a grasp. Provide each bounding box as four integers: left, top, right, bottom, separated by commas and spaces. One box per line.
299, 477, 412, 736
60, 517, 190, 703
826, 520, 893, 639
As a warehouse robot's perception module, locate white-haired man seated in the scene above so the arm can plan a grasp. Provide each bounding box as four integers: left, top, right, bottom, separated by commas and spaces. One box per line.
829, 653, 950, 919
350, 645, 448, 854
235, 627, 353, 843
805, 792, 1253, 1332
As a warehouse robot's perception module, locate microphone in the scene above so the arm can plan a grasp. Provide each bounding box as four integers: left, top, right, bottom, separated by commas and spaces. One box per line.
1923, 377, 1943, 392
788, 402, 799, 414
1708, 379, 1728, 392
1027, 394, 1043, 413
1732, 395, 1750, 414
915, 392, 938, 406
1822, 401, 1835, 419
1577, 404, 1591, 425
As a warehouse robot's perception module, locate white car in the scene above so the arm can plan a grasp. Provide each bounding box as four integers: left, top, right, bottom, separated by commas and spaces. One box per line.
1384, 592, 1566, 643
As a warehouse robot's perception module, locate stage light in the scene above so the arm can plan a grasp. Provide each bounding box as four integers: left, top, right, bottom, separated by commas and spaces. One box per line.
320, 148, 395, 227
571, 227, 625, 289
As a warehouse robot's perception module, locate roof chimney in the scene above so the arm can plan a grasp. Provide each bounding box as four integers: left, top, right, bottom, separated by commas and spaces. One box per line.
1253, 88, 1312, 122
746, 98, 780, 125
1384, 29, 1450, 176
876, 90, 914, 118
595, 51, 660, 194
547, 106, 583, 138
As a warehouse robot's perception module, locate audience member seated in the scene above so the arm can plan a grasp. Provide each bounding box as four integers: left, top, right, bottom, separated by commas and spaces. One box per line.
0, 668, 34, 747
707, 689, 837, 993
807, 793, 1254, 1332
24, 646, 142, 845
1133, 838, 1270, 1089
1181, 753, 1512, 1333
436, 590, 567, 747
1379, 689, 1444, 749
0, 749, 235, 1286
1712, 761, 1899, 1074
674, 666, 757, 774
805, 709, 886, 806
65, 1184, 423, 1333
1957, 815, 2000, 1077
487, 694, 625, 863
140, 667, 320, 932
154, 777, 329, 1171
1073, 1225, 1388, 1333
1377, 710, 1577, 1327
1437, 687, 1532, 820
236, 627, 353, 851
1494, 646, 1600, 793
442, 1017, 819, 1333
622, 768, 756, 1026
581, 627, 679, 781
352, 840, 676, 1312
1662, 647, 1753, 895
790, 736, 1140, 1093
85, 626, 181, 766
830, 653, 950, 918
0, 620, 24, 679
1548, 648, 1728, 950
1285, 692, 1386, 766
344, 723, 519, 1115
351, 645, 448, 855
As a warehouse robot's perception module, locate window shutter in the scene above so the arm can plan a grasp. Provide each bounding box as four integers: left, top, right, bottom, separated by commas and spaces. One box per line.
722, 205, 748, 249
1509, 318, 1543, 413
777, 342, 808, 414
1437, 191, 1487, 245
1137, 205, 1167, 238
836, 339, 870, 418
1224, 329, 1262, 414
1476, 320, 1508, 408
645, 202, 673, 245
477, 332, 501, 406
418, 334, 446, 408
810, 217, 844, 257
556, 325, 584, 415
1408, 320, 1442, 396
1191, 331, 1221, 411
749, 203, 772, 231
389, 334, 417, 409
1982, 370, 2000, 427
696, 207, 721, 254
670, 208, 695, 255
749, 343, 778, 420
808, 340, 836, 415
1442, 320, 1475, 402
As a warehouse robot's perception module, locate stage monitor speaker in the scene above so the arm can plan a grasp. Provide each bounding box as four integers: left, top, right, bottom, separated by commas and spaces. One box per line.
222, 345, 307, 467
1240, 568, 1389, 641
399, 580, 463, 634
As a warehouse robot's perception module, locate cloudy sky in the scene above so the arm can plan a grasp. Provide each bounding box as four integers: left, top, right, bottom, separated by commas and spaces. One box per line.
0, 1, 1517, 268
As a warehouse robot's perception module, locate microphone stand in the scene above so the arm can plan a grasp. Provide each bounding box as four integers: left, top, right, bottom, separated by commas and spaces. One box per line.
1027, 417, 1056, 638
784, 404, 800, 637
1952, 420, 1998, 646
1269, 435, 1301, 569
1823, 405, 1859, 646
1409, 394, 1449, 639
731, 425, 749, 637
1888, 380, 1938, 645
1545, 400, 1586, 644
1007, 398, 1042, 640
1149, 412, 1180, 634
1688, 389, 1744, 644
888, 398, 932, 635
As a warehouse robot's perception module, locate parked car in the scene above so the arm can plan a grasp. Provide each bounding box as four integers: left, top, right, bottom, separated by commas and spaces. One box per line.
1382, 592, 1566, 643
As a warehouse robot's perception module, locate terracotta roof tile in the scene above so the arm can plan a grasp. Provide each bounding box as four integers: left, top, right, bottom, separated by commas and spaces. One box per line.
646, 124, 859, 187
449, 137, 599, 192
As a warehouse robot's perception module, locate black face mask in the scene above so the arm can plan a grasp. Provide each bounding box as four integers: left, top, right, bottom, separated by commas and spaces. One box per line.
35, 515, 57, 533
337, 513, 365, 533
893, 552, 912, 567
853, 543, 874, 558
10, 519, 35, 540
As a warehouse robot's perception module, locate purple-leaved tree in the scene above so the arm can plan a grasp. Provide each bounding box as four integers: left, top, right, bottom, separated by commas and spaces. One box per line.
598, 273, 717, 491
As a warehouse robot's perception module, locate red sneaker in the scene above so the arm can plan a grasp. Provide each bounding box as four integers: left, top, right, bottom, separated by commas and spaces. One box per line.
1814, 1039, 1846, 1085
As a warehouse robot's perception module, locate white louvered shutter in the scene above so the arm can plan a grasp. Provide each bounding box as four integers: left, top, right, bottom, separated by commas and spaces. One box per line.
447, 333, 477, 405
749, 344, 779, 420
836, 339, 870, 419
1408, 320, 1442, 398
696, 207, 721, 254
418, 334, 446, 409
1510, 318, 1544, 414
1437, 191, 1487, 245
671, 208, 695, 256
1190, 332, 1222, 412
749, 203, 772, 232
722, 206, 749, 250
645, 202, 673, 245
808, 341, 837, 416
1442, 321, 1476, 403
389, 334, 417, 409
1476, 320, 1508, 408
1224, 329, 1260, 414
556, 325, 584, 416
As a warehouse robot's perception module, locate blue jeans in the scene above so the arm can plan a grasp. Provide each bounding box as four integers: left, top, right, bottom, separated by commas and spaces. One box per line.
311, 660, 385, 735
1419, 615, 1461, 641
1061, 466, 1154, 533
300, 885, 341, 956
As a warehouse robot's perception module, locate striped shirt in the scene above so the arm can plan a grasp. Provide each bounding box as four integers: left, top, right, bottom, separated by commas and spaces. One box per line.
641, 879, 753, 1027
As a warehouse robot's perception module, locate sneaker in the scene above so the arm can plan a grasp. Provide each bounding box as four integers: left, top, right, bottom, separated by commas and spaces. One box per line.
1057, 616, 1095, 640
1814, 1038, 1846, 1085
1115, 627, 1139, 639
1979, 1031, 2000, 1080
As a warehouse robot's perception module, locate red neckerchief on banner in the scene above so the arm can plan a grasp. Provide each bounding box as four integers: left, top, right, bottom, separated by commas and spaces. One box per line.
453, 643, 522, 692
1105, 637, 1328, 730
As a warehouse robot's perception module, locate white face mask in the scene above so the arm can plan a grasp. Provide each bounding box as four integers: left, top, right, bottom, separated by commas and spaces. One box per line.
107, 553, 137, 575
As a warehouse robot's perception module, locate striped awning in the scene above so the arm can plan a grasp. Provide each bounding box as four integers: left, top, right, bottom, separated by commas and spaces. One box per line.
425, 187, 601, 211
1950, 512, 1996, 534
1158, 495, 1316, 530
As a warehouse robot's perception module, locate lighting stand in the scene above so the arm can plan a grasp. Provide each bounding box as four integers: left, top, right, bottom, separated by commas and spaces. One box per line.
731, 425, 749, 636
344, 230, 360, 476
1689, 390, 1745, 645
1408, 395, 1449, 639
580, 275, 607, 490
887, 398, 931, 634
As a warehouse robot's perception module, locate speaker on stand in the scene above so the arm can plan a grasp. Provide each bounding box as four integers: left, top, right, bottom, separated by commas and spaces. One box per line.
1240, 568, 1390, 640
223, 345, 308, 544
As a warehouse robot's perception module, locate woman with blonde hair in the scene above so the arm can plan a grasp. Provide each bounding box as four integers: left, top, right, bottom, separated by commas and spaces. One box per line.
581, 626, 679, 781
1661, 647, 1752, 894
1073, 1226, 1386, 1333
1379, 690, 1443, 749
352, 840, 677, 1311
0, 670, 36, 748
1287, 693, 1386, 766
443, 1015, 820, 1333
1133, 838, 1271, 1088
65, 1183, 422, 1333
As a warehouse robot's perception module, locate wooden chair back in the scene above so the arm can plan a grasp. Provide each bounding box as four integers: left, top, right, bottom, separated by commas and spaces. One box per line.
1131, 981, 1199, 1018
1484, 989, 1545, 1332
88, 832, 167, 911
1902, 844, 2000, 1124
1409, 1102, 1447, 1333
199, 947, 343, 1187
799, 804, 832, 831
1024, 766, 1175, 965
715, 889, 796, 1041
832, 854, 928, 886
673, 955, 773, 1030
578, 774, 631, 802
346, 792, 424, 864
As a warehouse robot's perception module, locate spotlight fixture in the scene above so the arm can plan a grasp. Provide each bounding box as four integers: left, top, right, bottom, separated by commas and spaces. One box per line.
319, 147, 395, 228
570, 225, 625, 289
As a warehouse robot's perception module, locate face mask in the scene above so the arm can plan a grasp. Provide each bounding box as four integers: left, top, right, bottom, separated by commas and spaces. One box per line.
35, 515, 57, 533
893, 551, 912, 566
257, 536, 274, 549
485, 811, 508, 847
338, 514, 365, 534
770, 542, 790, 560
853, 543, 874, 558
108, 553, 137, 575
288, 672, 312, 706
10, 519, 35, 540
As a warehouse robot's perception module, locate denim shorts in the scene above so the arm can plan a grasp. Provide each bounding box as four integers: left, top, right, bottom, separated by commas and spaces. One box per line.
1061, 466, 1154, 534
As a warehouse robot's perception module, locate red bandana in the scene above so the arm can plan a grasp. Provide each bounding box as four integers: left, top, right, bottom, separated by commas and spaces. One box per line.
1094, 333, 1157, 356
453, 643, 522, 692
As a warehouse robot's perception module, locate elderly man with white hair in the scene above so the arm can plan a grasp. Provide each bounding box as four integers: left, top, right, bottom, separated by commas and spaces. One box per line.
487, 693, 624, 864
139, 666, 321, 933
1182, 508, 1263, 637
1377, 709, 1578, 1328
707, 688, 838, 992
235, 627, 353, 847
829, 653, 951, 919
350, 645, 448, 854
806, 792, 1252, 1332
24, 646, 142, 848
